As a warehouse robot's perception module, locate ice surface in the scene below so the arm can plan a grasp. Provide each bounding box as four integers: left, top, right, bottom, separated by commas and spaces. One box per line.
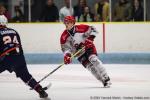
0, 64, 150, 100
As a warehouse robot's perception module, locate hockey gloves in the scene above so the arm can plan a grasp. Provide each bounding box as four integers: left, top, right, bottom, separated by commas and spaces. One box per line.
74, 39, 94, 50
81, 39, 95, 54
64, 53, 72, 64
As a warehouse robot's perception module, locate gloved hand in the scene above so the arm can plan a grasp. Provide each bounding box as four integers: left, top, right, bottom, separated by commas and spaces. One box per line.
74, 39, 94, 52
64, 53, 72, 64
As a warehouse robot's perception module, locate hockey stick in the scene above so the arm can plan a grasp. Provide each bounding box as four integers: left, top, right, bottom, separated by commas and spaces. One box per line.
31, 46, 85, 90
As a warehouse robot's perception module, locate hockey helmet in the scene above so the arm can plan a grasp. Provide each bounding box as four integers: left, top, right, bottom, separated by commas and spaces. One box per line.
0, 15, 8, 26
64, 16, 75, 24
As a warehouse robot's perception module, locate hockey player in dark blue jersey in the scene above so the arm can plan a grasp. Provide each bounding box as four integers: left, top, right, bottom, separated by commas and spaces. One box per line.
0, 15, 48, 98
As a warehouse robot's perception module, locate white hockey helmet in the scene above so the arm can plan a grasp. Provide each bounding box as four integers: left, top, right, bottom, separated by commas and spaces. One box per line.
0, 15, 8, 26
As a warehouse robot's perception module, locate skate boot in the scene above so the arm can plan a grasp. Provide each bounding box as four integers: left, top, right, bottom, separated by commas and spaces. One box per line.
38, 88, 48, 98
102, 76, 111, 88
35, 85, 48, 98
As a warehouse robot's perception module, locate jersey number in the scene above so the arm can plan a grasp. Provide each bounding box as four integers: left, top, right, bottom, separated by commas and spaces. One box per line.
3, 35, 19, 45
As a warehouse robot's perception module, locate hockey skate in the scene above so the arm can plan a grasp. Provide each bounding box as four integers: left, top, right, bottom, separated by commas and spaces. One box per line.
102, 77, 111, 88
38, 88, 48, 98
35, 85, 48, 98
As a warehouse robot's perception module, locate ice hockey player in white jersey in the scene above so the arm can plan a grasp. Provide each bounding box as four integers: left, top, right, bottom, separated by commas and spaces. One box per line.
60, 16, 111, 87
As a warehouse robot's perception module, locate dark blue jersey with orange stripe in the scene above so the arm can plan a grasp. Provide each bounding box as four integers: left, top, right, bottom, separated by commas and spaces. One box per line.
0, 27, 23, 56
0, 26, 48, 95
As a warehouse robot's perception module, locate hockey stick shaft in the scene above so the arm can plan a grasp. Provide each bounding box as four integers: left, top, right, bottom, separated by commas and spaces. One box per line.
38, 63, 64, 83
38, 46, 85, 84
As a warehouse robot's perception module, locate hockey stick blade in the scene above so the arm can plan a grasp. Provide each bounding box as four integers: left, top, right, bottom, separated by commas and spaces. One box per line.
43, 83, 52, 90
30, 82, 52, 90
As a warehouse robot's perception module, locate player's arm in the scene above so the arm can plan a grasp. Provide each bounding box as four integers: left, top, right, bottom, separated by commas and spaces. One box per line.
61, 42, 71, 54
84, 25, 98, 41
60, 31, 72, 64
76, 24, 98, 41
77, 25, 98, 50
15, 31, 23, 54
84, 26, 98, 49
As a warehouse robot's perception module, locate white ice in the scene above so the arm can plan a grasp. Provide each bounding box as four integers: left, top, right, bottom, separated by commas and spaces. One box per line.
0, 64, 150, 100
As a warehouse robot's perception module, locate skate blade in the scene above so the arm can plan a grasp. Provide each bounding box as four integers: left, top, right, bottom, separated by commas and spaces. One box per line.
104, 82, 112, 88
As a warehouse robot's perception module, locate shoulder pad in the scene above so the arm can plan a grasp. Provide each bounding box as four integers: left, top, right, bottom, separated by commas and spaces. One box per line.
75, 24, 90, 33
60, 30, 70, 44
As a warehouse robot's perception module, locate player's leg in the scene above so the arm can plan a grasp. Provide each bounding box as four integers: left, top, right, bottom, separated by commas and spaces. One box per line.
0, 57, 12, 73
88, 54, 111, 87
12, 55, 48, 98
78, 47, 111, 87
0, 66, 5, 73
15, 66, 48, 98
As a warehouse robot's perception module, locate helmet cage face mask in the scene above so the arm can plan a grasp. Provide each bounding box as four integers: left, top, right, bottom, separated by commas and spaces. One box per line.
0, 15, 8, 26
